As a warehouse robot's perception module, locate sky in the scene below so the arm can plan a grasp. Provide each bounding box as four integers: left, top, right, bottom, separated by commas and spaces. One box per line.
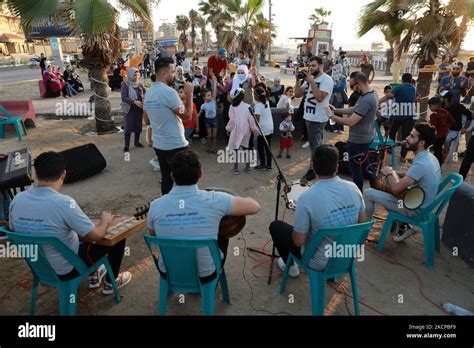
118, 0, 474, 51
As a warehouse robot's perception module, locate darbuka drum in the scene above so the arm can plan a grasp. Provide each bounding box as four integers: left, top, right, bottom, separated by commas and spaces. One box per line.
374, 174, 425, 210
284, 181, 312, 211
205, 188, 246, 239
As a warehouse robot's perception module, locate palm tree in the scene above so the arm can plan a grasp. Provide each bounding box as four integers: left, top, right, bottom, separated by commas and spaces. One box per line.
198, 0, 229, 48
196, 15, 208, 53
448, 0, 474, 57
176, 15, 191, 54
6, 0, 154, 134
399, 0, 461, 120
189, 9, 199, 55
308, 7, 331, 28
358, 0, 413, 80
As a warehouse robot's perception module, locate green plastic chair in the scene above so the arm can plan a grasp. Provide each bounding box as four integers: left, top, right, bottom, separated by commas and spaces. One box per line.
377, 173, 464, 268
144, 235, 230, 316
0, 105, 28, 141
0, 227, 122, 315
278, 221, 375, 316
370, 120, 396, 167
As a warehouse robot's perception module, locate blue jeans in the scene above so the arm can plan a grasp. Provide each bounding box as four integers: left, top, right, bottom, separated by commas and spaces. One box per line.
347, 142, 374, 192
184, 128, 194, 140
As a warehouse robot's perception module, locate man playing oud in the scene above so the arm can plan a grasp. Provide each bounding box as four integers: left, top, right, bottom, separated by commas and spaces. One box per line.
363, 124, 441, 242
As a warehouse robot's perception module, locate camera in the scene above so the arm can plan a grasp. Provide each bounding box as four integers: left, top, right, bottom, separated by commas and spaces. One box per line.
297, 70, 308, 80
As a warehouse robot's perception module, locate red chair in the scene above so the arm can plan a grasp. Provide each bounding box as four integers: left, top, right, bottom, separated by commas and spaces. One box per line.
0, 100, 36, 130
38, 80, 47, 98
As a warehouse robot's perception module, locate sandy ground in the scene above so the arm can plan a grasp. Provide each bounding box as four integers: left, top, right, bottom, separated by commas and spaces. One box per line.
0, 67, 473, 316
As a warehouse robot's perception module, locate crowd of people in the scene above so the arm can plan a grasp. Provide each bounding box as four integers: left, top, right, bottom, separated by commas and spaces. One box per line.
3, 47, 473, 306
41, 63, 84, 98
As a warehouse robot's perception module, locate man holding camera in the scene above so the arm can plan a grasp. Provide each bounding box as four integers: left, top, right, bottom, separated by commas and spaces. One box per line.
295, 56, 335, 184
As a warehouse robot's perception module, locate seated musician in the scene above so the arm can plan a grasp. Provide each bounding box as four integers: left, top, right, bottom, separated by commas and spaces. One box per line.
364, 123, 441, 242
8, 152, 132, 295
147, 150, 261, 282
270, 145, 367, 277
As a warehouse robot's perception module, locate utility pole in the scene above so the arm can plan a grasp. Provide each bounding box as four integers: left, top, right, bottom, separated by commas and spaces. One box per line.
268, 0, 272, 65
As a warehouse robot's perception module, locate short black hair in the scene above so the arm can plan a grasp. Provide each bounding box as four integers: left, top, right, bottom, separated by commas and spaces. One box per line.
232, 89, 245, 107
201, 88, 211, 96
414, 123, 436, 149
254, 86, 268, 106
239, 50, 245, 55
309, 56, 323, 65
34, 152, 66, 182
155, 57, 174, 73
402, 73, 413, 83
313, 145, 339, 177
170, 150, 201, 186
456, 62, 464, 69
150, 74, 156, 82
285, 86, 294, 93
350, 72, 368, 84
384, 85, 392, 93
230, 72, 236, 78
349, 71, 359, 79
427, 96, 442, 106
177, 85, 185, 91
323, 51, 330, 55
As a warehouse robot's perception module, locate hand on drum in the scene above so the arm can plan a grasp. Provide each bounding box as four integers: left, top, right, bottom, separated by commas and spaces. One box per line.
380, 166, 394, 176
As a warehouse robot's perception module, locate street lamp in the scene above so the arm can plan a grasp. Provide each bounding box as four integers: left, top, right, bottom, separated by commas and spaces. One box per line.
268, 0, 272, 65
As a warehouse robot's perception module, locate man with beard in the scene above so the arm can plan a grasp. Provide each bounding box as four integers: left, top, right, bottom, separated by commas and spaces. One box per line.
322, 51, 333, 75
363, 123, 441, 242
144, 57, 195, 195
439, 62, 470, 104
294, 56, 335, 184
336, 51, 351, 78
329, 72, 377, 192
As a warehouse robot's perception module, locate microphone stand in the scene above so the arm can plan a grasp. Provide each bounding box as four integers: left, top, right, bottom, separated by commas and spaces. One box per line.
245, 106, 290, 285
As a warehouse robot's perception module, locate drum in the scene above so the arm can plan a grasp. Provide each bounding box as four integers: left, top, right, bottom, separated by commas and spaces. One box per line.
283, 181, 312, 211
205, 188, 246, 239
374, 174, 425, 210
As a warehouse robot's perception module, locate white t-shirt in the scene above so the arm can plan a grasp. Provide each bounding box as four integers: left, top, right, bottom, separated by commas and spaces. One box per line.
301, 73, 334, 122
254, 101, 274, 136
182, 58, 191, 73
277, 95, 291, 109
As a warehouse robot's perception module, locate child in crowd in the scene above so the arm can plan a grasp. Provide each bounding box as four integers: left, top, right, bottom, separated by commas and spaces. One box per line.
178, 85, 199, 143
226, 88, 259, 175
254, 86, 274, 171
277, 86, 294, 109
277, 113, 295, 159
198, 76, 218, 153
428, 96, 455, 166
377, 85, 394, 136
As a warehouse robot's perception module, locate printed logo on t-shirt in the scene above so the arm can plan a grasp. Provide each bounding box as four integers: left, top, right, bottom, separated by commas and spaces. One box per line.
305, 82, 321, 116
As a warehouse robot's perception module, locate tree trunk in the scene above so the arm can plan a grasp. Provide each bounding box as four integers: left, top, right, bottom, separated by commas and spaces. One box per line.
392, 39, 402, 83
90, 67, 115, 134
385, 47, 394, 76
417, 58, 435, 122
452, 15, 468, 58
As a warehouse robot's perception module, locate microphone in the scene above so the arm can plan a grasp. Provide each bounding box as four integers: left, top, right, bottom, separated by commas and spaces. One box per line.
380, 140, 407, 149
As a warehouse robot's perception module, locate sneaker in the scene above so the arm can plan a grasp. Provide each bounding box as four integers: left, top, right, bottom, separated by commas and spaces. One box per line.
286, 154, 291, 159
102, 271, 132, 295
134, 143, 144, 148
233, 169, 240, 175
392, 225, 417, 242
89, 265, 107, 289
200, 138, 207, 145
302, 142, 310, 149
277, 257, 300, 278
255, 165, 268, 171
244, 167, 252, 174
149, 159, 161, 172
123, 147, 129, 153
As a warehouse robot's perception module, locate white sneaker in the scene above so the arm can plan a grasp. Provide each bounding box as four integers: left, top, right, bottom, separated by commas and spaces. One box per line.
392, 224, 417, 242
89, 265, 107, 289
200, 138, 207, 145
277, 257, 300, 278
149, 159, 160, 172
302, 142, 310, 149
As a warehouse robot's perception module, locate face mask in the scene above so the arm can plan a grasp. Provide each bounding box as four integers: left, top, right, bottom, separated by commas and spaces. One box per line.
237, 73, 247, 82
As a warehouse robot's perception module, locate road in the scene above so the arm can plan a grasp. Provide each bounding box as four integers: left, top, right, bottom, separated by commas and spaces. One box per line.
0, 66, 44, 84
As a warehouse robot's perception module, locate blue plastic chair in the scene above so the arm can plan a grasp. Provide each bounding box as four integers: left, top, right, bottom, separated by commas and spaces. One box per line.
144, 235, 230, 316
279, 221, 375, 316
0, 105, 28, 141
0, 227, 122, 315
377, 173, 464, 268
370, 120, 395, 167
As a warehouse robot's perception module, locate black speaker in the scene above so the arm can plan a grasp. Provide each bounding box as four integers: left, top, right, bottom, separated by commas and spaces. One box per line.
442, 183, 474, 267
60, 143, 107, 184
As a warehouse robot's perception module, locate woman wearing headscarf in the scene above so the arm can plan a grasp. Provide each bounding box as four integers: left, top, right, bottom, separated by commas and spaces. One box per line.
174, 66, 186, 89
326, 63, 347, 134
121, 68, 146, 152
231, 65, 258, 107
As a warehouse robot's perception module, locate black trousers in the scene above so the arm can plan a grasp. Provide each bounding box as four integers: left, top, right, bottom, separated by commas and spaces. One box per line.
389, 117, 415, 159
433, 136, 447, 167
257, 134, 273, 168
269, 221, 302, 263
158, 236, 229, 285
58, 239, 126, 282
460, 135, 474, 179
154, 146, 188, 195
